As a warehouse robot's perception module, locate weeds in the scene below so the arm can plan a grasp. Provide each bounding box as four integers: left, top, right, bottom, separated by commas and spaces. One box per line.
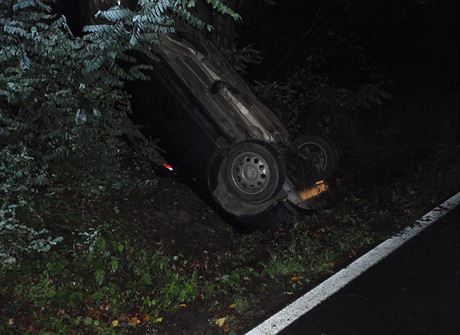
0, 231, 202, 334
1, 147, 458, 335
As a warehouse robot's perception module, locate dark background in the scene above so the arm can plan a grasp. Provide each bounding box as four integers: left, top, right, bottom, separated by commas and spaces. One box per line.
229, 0, 459, 186
236, 0, 459, 87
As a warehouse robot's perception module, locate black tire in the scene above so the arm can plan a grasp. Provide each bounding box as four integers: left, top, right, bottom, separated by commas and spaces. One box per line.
292, 134, 339, 179
221, 141, 285, 204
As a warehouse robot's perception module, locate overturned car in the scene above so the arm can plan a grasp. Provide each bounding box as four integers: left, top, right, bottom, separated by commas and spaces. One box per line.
126, 30, 338, 218
68, 0, 339, 220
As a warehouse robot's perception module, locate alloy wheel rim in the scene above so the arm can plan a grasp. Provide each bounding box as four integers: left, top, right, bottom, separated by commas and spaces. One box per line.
231, 152, 270, 194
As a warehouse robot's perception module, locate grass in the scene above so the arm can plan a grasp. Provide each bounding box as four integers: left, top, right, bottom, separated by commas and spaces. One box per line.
1, 234, 201, 334
1, 143, 459, 334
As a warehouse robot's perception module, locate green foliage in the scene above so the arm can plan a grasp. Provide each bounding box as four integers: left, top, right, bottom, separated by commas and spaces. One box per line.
0, 151, 457, 334
254, 66, 392, 140
205, 0, 241, 20
261, 215, 378, 289
1, 230, 202, 334
0, 0, 239, 265
0, 0, 245, 329
224, 44, 262, 75
0, 0, 131, 264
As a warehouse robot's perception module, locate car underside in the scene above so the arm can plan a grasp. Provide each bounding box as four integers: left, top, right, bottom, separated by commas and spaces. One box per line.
127, 30, 336, 218
66, 0, 338, 221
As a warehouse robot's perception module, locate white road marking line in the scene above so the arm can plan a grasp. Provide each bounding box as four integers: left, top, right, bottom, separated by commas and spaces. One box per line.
245, 192, 460, 335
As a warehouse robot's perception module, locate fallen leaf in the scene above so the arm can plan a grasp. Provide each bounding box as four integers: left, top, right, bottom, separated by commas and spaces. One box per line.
111, 320, 119, 327
27, 322, 35, 332
228, 303, 236, 309
216, 317, 227, 328
179, 303, 187, 308
155, 317, 163, 323
291, 275, 302, 283
129, 317, 140, 326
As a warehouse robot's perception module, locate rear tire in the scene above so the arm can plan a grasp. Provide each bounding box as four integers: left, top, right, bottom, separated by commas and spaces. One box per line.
292, 134, 339, 179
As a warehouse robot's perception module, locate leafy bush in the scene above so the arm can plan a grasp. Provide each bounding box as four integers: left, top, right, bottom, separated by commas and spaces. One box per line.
0, 0, 132, 264
0, 230, 200, 334
254, 66, 393, 141
0, 0, 238, 265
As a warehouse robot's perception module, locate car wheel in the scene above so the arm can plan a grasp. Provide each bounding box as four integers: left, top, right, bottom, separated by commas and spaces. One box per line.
292, 134, 339, 179
221, 141, 285, 204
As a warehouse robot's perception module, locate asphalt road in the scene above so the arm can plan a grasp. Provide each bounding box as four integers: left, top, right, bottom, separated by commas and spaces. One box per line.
280, 209, 460, 335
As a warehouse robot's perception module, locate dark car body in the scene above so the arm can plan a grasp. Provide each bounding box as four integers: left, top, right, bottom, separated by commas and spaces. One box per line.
127, 30, 329, 217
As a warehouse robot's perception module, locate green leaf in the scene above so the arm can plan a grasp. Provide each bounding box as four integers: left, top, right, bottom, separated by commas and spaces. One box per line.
115, 242, 124, 254
95, 269, 105, 286
129, 34, 137, 46
141, 274, 152, 285
75, 109, 87, 125
111, 258, 119, 272
83, 317, 93, 326
92, 108, 101, 118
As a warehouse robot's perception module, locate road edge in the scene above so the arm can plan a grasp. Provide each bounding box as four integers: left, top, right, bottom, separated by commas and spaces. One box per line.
245, 191, 460, 335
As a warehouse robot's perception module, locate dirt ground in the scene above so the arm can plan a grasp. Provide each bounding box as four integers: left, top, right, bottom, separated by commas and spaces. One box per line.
119, 147, 460, 334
